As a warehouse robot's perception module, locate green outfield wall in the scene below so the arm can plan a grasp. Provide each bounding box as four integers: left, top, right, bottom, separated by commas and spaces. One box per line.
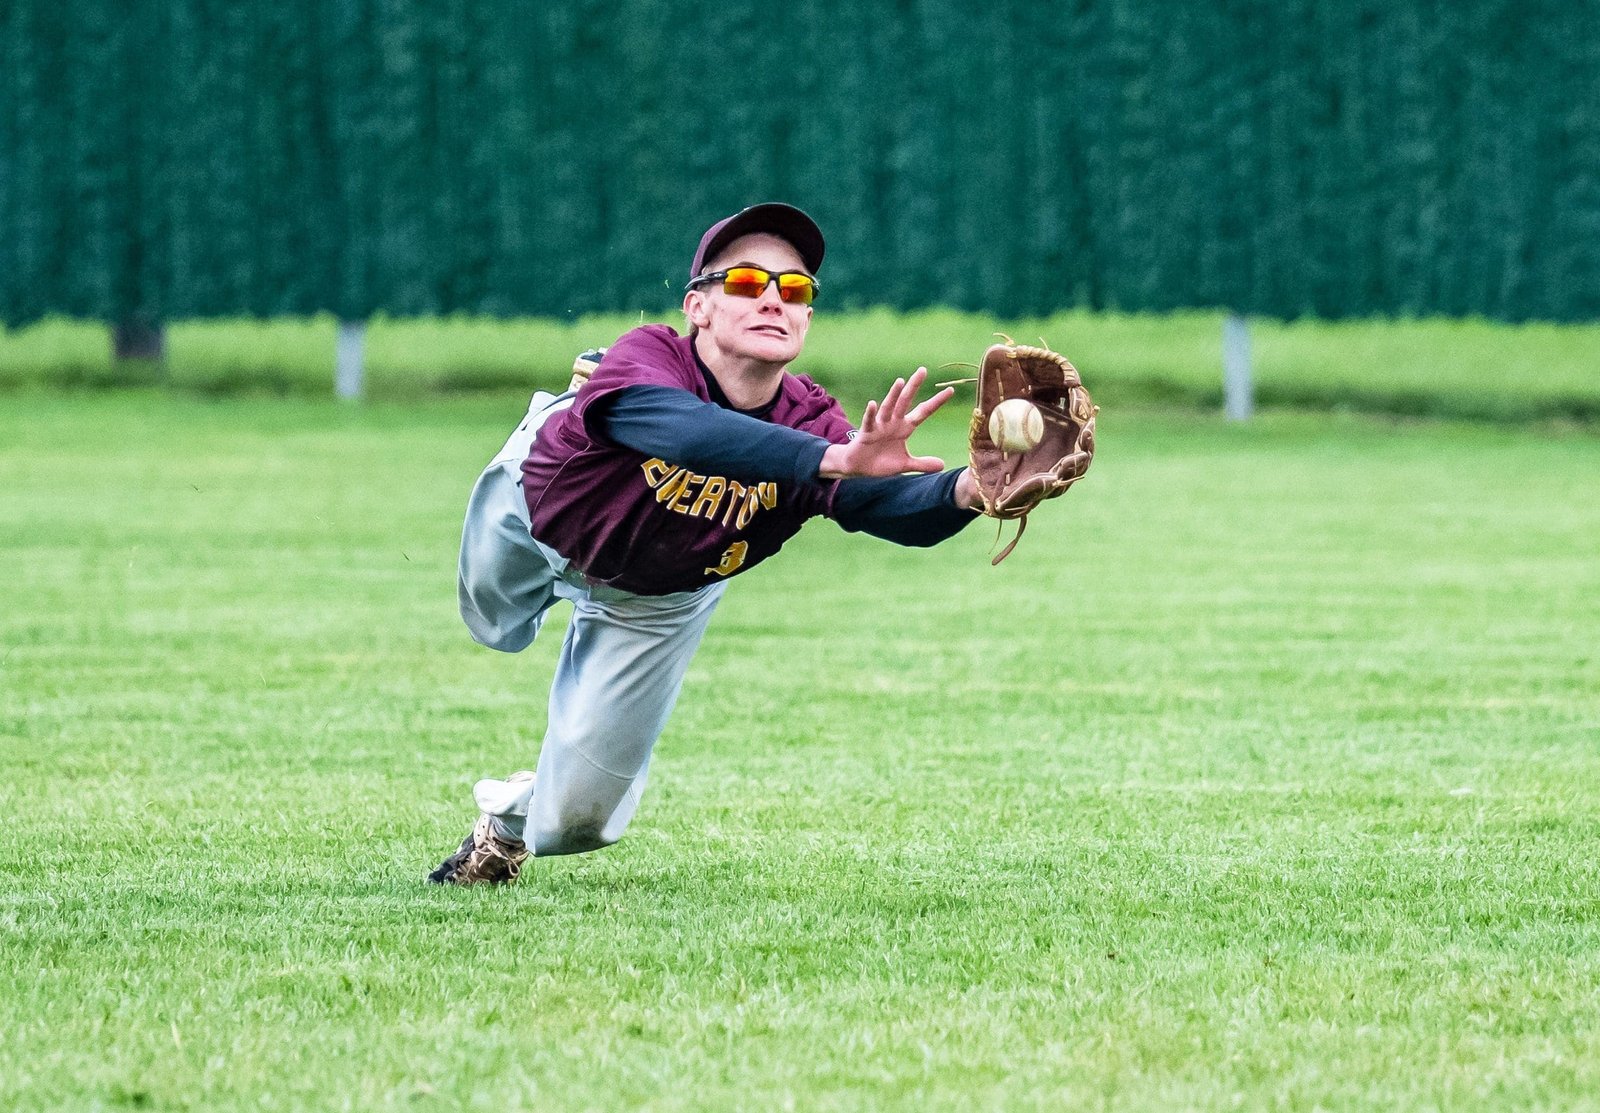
3, 0, 1597, 326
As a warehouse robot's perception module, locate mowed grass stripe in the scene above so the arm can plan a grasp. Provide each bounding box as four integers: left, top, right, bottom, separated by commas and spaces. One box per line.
4, 309, 1598, 423
2, 394, 1598, 1110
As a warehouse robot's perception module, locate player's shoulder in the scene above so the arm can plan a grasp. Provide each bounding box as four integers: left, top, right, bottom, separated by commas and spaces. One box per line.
589, 324, 697, 386
779, 370, 838, 406
609, 323, 688, 356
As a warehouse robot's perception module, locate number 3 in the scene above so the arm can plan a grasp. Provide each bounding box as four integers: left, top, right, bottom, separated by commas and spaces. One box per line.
703, 541, 748, 577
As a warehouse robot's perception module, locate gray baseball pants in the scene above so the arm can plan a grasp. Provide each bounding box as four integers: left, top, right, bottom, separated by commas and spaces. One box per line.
457, 392, 727, 856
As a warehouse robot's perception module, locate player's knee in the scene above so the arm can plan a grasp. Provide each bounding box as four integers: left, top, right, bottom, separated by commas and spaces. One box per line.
459, 592, 538, 652
465, 621, 534, 654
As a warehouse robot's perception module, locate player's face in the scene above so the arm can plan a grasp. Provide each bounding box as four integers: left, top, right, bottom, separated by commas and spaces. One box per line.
686, 233, 813, 366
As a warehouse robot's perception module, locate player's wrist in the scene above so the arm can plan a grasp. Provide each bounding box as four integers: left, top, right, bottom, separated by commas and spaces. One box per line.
818, 443, 848, 479
953, 467, 981, 510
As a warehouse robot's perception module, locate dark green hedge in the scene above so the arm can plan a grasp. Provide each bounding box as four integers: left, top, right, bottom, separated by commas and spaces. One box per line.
4, 0, 1597, 325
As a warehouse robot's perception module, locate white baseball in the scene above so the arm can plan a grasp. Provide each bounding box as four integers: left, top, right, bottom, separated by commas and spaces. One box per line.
989, 398, 1044, 453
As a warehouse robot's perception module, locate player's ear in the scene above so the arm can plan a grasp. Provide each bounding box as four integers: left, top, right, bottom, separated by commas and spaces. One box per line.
683, 290, 711, 330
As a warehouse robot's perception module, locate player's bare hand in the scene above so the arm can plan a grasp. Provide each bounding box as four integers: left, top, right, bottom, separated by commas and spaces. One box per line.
817, 367, 954, 478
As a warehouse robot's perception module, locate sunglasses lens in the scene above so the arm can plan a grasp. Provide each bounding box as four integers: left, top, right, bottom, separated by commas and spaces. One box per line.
712, 267, 816, 305
722, 267, 771, 299
777, 274, 817, 305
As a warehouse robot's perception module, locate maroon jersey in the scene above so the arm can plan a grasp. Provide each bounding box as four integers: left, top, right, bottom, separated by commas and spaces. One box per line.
523, 325, 855, 595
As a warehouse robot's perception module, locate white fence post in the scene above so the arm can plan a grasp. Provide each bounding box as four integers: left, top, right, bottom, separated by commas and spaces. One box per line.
1223, 312, 1253, 421
336, 319, 366, 400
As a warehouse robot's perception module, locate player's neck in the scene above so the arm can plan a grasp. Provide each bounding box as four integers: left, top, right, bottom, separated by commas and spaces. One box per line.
694, 339, 786, 410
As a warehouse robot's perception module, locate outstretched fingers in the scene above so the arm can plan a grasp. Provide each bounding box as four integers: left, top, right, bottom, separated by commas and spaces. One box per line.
849, 367, 948, 476
879, 377, 907, 424
876, 367, 939, 428
891, 368, 927, 422
906, 385, 955, 426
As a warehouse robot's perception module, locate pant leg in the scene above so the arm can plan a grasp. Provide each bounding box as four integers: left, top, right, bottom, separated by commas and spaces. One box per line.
459, 388, 724, 856
527, 581, 727, 856
457, 392, 571, 652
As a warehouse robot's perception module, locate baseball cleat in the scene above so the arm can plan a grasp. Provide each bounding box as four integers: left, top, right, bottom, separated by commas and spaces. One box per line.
427, 813, 530, 886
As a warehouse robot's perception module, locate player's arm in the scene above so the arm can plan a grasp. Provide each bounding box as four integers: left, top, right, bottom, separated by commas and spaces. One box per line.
830, 471, 980, 546
593, 367, 958, 486
597, 382, 979, 546
592, 387, 830, 485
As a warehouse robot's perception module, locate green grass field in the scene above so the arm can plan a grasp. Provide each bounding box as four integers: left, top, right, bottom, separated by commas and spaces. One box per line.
3, 389, 1599, 1110
4, 308, 1598, 423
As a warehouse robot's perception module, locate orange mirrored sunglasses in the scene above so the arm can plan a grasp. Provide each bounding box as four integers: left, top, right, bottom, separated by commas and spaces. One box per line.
686, 266, 819, 305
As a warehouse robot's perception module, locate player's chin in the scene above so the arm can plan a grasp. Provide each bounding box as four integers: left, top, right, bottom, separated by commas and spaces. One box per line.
743, 332, 802, 363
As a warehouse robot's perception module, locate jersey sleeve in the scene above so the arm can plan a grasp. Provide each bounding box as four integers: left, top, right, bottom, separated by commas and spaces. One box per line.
828, 470, 980, 546
768, 375, 857, 519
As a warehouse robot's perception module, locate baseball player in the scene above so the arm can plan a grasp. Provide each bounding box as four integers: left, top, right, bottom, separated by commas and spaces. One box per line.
431, 202, 983, 885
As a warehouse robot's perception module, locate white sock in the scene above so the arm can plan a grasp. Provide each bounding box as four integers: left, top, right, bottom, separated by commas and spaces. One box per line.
473, 772, 536, 844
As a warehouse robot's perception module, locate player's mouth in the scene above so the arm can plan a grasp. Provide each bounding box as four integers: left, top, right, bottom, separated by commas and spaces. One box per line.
749, 325, 788, 338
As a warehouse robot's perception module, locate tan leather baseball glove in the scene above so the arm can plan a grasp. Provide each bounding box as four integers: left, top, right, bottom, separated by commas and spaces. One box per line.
968, 338, 1097, 564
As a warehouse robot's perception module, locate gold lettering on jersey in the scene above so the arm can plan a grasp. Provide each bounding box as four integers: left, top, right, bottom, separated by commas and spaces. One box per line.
653, 466, 691, 505
640, 459, 782, 532
735, 489, 760, 530
668, 473, 705, 514
690, 476, 726, 519
720, 482, 747, 527
703, 540, 749, 577
640, 459, 676, 486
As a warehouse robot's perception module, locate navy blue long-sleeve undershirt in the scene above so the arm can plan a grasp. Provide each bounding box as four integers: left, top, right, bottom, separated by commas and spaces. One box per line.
591, 385, 978, 547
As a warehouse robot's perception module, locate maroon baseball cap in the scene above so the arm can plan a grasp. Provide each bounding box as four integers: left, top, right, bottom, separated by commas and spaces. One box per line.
690, 203, 825, 279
